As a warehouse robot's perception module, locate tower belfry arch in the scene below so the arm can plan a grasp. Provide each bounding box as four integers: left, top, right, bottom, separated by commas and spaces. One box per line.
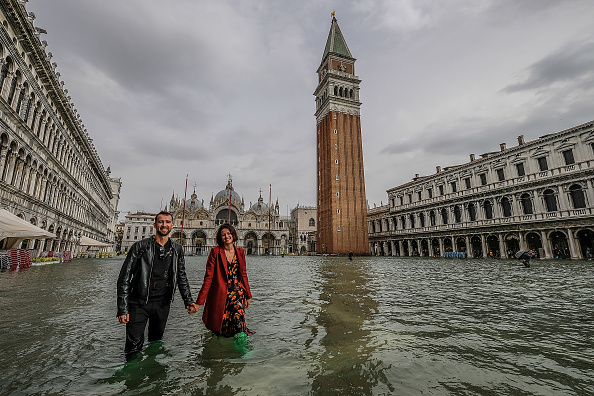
314, 14, 369, 254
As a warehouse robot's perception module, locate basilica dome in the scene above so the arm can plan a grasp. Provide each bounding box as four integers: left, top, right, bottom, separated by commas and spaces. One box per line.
214, 187, 241, 204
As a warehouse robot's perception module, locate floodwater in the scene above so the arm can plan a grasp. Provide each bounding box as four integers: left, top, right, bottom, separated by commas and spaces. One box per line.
0, 255, 592, 395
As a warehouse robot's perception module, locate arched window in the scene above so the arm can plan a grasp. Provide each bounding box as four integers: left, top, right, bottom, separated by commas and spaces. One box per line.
484, 201, 493, 219
520, 193, 533, 215
429, 211, 436, 226
543, 189, 557, 212
334, 86, 338, 96
419, 212, 425, 228
454, 205, 462, 223
350, 89, 353, 98
468, 203, 477, 221
441, 208, 448, 224
400, 215, 406, 229
339, 87, 343, 97
409, 214, 415, 228
501, 197, 512, 217
569, 184, 586, 209
309, 218, 315, 227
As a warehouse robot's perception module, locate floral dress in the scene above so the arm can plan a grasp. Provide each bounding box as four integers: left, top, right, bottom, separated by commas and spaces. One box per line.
220, 254, 252, 337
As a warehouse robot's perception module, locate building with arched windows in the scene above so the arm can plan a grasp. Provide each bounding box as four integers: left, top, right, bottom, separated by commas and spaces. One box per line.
289, 205, 317, 255
368, 120, 594, 260
0, 1, 120, 256
166, 176, 290, 255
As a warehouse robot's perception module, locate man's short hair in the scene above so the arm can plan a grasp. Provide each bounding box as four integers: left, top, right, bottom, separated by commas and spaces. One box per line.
155, 211, 173, 223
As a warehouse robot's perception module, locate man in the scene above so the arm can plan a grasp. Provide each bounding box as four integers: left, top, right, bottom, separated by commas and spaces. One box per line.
519, 249, 535, 268
117, 211, 197, 357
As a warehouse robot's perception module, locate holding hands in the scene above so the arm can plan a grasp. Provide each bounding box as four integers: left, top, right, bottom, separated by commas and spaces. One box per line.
186, 303, 199, 314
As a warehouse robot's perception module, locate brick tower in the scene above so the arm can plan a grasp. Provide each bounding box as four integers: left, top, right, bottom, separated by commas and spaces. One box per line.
314, 14, 369, 255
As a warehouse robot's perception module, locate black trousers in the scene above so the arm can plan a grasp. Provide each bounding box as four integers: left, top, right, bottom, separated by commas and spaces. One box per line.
125, 299, 171, 355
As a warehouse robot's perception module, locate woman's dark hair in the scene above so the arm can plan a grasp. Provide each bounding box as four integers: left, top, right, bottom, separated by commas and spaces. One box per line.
216, 223, 238, 246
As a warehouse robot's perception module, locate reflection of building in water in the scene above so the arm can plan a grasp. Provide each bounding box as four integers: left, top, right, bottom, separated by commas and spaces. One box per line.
314, 15, 368, 255
167, 176, 290, 255
289, 205, 317, 255
369, 121, 594, 259
0, 1, 120, 255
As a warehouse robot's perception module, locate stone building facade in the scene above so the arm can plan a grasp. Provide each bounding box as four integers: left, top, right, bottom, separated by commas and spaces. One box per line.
120, 212, 156, 253
0, 1, 119, 255
368, 121, 594, 260
167, 177, 290, 255
288, 205, 317, 255
315, 15, 368, 254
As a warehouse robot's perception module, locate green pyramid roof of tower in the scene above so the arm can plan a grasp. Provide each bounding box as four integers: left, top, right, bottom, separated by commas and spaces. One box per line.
322, 17, 353, 61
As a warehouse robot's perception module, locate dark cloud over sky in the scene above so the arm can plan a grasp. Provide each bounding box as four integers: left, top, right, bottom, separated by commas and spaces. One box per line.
27, 0, 594, 215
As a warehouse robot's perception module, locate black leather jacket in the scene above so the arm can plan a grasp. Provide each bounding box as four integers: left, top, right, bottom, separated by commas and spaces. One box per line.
117, 237, 193, 316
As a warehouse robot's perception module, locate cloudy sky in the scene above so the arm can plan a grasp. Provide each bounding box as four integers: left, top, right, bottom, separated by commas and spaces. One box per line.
27, 0, 594, 218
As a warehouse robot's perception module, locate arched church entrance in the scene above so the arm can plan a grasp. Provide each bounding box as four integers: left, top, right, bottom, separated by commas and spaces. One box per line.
192, 230, 207, 255
243, 232, 258, 255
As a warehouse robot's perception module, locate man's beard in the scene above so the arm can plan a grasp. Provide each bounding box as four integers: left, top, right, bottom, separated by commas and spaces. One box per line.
156, 228, 171, 237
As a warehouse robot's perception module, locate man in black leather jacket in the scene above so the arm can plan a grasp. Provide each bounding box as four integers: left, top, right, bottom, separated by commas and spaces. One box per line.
117, 211, 197, 357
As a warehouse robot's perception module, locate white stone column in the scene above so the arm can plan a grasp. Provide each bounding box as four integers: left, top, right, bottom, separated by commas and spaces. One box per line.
481, 235, 488, 258
566, 228, 580, 259
519, 232, 527, 251
438, 238, 445, 257
498, 234, 506, 259
540, 230, 552, 259
557, 185, 570, 211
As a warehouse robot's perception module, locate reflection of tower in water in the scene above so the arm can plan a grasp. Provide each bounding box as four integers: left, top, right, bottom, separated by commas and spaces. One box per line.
310, 258, 387, 394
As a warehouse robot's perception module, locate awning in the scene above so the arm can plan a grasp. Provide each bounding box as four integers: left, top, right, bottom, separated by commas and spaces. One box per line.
79, 235, 111, 247
0, 209, 56, 249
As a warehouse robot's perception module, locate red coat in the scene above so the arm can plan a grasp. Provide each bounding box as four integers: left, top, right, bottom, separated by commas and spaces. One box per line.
196, 245, 252, 333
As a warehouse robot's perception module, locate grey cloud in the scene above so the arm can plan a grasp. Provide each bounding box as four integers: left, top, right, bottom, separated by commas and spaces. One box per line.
504, 41, 594, 93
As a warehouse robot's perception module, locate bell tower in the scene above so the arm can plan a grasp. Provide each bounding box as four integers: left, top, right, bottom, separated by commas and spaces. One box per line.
314, 14, 369, 255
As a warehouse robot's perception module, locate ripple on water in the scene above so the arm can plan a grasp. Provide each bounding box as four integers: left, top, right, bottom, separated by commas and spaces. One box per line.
0, 256, 592, 395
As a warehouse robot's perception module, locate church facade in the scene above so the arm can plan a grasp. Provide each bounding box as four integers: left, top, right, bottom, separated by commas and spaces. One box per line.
167, 177, 290, 255
368, 121, 594, 259
0, 1, 120, 255
315, 15, 368, 254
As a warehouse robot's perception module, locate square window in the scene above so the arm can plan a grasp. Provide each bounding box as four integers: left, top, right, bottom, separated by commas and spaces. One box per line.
537, 157, 548, 171
428, 188, 433, 198
562, 149, 575, 165
516, 163, 525, 177
438, 185, 444, 195
479, 173, 487, 185
451, 182, 457, 193
465, 178, 471, 189
497, 168, 505, 181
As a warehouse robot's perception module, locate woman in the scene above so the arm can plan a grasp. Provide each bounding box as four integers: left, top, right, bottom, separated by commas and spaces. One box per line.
195, 224, 252, 337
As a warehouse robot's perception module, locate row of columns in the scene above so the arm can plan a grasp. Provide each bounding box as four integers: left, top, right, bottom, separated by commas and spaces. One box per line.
372, 227, 590, 260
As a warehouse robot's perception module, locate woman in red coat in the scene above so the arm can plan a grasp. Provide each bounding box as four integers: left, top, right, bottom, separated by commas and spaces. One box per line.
195, 224, 252, 337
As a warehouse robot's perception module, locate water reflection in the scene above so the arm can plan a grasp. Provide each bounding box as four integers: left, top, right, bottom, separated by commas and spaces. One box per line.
102, 341, 169, 393
310, 257, 393, 395
184, 334, 249, 395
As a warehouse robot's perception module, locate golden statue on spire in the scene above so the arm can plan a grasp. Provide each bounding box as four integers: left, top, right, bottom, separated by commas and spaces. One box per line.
331, 11, 335, 18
